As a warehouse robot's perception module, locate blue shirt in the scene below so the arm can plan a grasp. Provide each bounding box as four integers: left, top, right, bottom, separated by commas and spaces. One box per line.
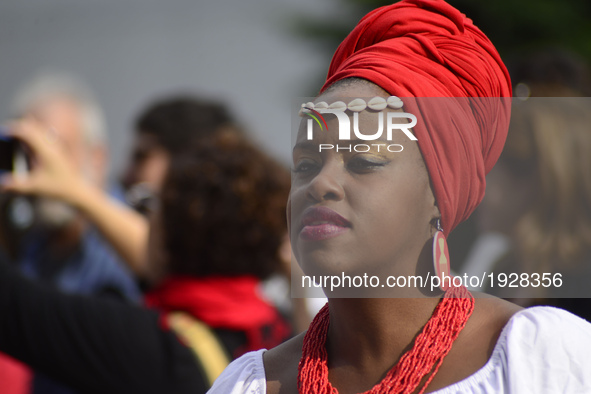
18, 226, 141, 301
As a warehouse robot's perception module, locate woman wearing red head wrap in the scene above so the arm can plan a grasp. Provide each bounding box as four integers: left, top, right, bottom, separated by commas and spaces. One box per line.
210, 0, 591, 393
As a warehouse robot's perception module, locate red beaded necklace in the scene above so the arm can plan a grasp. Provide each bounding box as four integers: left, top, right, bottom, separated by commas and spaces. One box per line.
298, 285, 474, 394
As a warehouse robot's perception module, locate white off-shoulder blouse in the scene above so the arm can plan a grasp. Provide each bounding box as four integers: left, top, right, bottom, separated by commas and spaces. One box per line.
208, 306, 591, 393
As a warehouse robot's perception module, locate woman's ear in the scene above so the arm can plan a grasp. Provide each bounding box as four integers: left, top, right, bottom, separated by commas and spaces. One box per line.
431, 204, 441, 223
428, 199, 441, 237
425, 175, 441, 234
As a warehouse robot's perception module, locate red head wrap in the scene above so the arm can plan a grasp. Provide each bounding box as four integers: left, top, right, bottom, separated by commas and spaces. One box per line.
321, 0, 512, 234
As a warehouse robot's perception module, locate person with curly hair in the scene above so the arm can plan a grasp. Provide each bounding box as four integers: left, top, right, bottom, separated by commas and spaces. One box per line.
0, 122, 291, 393
122, 95, 242, 213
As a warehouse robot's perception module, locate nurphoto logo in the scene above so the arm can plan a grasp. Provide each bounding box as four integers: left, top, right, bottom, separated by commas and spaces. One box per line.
300, 98, 418, 152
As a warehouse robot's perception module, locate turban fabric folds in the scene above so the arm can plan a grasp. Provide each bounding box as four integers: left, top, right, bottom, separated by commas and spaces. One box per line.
321, 0, 512, 234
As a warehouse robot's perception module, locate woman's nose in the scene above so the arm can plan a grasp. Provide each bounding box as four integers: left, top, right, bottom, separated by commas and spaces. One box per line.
305, 161, 345, 202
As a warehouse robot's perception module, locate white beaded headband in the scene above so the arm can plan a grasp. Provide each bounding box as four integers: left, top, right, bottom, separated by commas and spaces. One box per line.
299, 96, 404, 116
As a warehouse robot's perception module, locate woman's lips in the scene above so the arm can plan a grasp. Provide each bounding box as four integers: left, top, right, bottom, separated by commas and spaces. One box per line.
299, 206, 351, 241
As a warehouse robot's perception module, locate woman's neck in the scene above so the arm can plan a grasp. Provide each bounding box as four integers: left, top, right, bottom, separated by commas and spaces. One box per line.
326, 297, 441, 375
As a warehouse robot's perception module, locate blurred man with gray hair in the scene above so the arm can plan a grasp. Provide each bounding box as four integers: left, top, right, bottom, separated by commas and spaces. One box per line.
0, 74, 140, 394
1, 73, 140, 298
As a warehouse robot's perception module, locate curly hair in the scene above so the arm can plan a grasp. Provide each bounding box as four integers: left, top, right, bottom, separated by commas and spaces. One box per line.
135, 95, 241, 153
159, 131, 290, 279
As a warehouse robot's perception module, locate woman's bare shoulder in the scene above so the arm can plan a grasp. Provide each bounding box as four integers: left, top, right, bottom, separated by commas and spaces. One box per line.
263, 332, 304, 394
461, 294, 523, 355
471, 294, 523, 329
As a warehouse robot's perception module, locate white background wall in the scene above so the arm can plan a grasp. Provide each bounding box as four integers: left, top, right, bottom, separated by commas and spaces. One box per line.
0, 0, 337, 179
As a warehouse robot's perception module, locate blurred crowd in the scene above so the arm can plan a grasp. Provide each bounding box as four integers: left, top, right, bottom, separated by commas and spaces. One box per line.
458, 49, 591, 314
0, 47, 590, 394
0, 76, 304, 394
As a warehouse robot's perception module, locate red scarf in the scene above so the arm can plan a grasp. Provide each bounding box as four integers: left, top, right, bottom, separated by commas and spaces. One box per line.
145, 276, 290, 354
322, 0, 512, 235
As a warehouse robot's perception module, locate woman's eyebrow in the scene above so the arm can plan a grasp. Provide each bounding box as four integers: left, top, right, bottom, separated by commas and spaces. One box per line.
292, 141, 318, 153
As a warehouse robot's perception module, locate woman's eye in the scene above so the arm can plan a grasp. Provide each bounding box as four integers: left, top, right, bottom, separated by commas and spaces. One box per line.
293, 159, 319, 174
347, 157, 387, 172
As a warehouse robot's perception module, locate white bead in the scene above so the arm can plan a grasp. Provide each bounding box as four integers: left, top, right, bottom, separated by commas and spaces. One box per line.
347, 98, 367, 112
328, 101, 347, 111
367, 97, 387, 111
299, 103, 311, 116
315, 101, 328, 110
305, 102, 315, 110
387, 96, 404, 109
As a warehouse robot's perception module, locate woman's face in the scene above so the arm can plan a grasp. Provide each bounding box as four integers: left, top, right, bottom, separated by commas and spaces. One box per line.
288, 83, 439, 281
